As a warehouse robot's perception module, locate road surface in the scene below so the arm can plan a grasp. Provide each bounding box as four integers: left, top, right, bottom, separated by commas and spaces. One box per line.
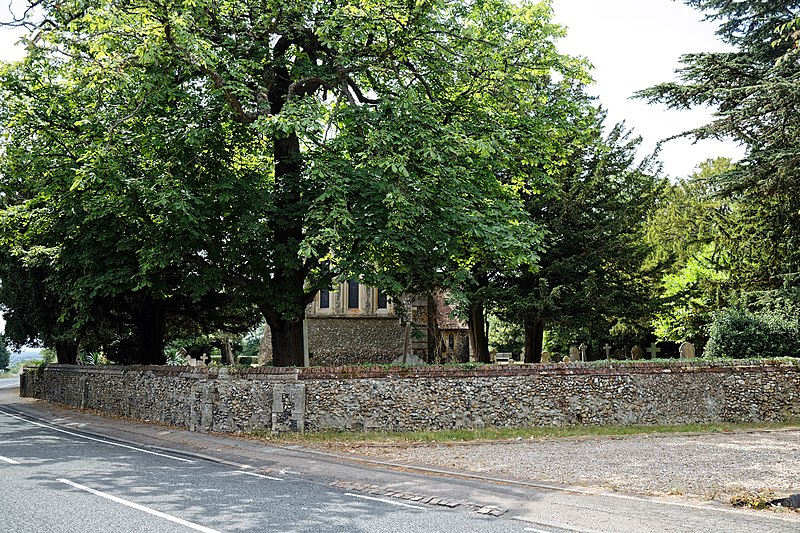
1, 380, 797, 532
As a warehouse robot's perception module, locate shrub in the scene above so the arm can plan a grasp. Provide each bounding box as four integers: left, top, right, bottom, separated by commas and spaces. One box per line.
705, 308, 800, 359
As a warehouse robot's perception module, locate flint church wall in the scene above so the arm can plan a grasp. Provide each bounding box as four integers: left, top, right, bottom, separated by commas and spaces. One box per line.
20, 360, 800, 434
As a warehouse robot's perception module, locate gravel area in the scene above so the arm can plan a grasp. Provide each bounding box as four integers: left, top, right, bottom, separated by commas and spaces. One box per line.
322, 429, 800, 503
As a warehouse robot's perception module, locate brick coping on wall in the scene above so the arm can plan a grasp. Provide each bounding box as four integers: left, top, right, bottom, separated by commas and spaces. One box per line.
27, 358, 800, 381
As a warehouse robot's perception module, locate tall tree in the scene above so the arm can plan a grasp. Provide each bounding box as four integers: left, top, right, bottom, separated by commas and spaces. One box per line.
644, 158, 734, 347
638, 1, 800, 300
494, 106, 661, 363
1, 0, 586, 365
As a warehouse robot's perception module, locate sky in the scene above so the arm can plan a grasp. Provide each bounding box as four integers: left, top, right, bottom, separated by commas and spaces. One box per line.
551, 0, 744, 179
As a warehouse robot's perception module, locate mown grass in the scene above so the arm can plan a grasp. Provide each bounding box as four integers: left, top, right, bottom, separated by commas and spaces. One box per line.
246, 419, 800, 445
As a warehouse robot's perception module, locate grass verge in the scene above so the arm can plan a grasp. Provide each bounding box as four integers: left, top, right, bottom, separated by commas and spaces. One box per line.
245, 419, 800, 446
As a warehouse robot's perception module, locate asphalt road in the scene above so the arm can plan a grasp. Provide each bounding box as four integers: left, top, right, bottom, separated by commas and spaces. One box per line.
0, 403, 523, 532
1, 381, 799, 533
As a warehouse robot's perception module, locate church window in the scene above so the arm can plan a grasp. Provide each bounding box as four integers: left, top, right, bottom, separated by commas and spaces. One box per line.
319, 289, 330, 309
348, 281, 360, 309
377, 289, 388, 309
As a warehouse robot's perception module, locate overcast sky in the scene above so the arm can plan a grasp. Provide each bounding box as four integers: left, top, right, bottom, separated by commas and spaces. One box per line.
551, 0, 745, 178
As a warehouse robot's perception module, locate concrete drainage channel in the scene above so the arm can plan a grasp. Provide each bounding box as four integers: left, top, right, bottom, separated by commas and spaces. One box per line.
329, 480, 507, 517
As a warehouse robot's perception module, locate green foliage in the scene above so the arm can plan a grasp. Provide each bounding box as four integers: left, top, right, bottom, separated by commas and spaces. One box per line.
0, 0, 586, 366
705, 308, 800, 359
639, 1, 800, 305
646, 159, 734, 344
38, 349, 56, 364
0, 339, 9, 371
493, 108, 662, 360
77, 351, 108, 366
488, 316, 524, 356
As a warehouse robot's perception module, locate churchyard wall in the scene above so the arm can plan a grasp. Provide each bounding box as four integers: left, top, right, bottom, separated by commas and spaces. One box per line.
20, 360, 800, 434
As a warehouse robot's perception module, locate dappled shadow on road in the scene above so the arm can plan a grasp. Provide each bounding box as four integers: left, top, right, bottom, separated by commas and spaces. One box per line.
1, 411, 443, 532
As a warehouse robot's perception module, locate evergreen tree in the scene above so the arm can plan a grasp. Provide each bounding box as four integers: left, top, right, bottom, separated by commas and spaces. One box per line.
495, 107, 661, 362
0, 338, 10, 371
639, 1, 800, 301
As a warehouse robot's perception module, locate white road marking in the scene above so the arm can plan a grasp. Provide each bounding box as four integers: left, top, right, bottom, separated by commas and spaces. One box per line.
0, 455, 20, 464
58, 479, 222, 533
234, 470, 283, 481
344, 493, 427, 510
524, 528, 551, 533
0, 408, 192, 463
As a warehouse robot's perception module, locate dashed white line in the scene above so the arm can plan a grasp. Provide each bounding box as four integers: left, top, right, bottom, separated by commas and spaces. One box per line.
0, 455, 20, 464
58, 479, 222, 533
345, 493, 428, 510
234, 470, 283, 481
0, 408, 192, 463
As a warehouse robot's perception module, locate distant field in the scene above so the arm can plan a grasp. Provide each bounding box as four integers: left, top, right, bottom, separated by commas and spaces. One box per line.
10, 348, 41, 365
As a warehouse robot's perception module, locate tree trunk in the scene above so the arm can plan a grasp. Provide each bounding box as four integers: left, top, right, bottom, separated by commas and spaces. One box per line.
268, 317, 305, 367
426, 293, 441, 364
524, 318, 545, 364
258, 324, 270, 365
468, 302, 490, 363
134, 295, 167, 365
55, 340, 79, 364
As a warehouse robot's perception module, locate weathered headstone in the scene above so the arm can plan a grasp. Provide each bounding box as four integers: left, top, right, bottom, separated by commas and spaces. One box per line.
578, 343, 588, 362
569, 346, 580, 361
679, 341, 696, 359
562, 355, 571, 363
646, 342, 661, 359
603, 343, 612, 360
631, 345, 643, 360
392, 353, 427, 365
541, 351, 551, 364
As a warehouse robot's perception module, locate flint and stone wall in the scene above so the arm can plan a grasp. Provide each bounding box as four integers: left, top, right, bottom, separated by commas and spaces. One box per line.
20, 361, 800, 434
307, 317, 404, 366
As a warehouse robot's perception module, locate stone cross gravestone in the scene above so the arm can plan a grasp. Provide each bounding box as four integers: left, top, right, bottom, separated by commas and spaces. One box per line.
603, 343, 612, 360
578, 343, 588, 362
679, 341, 696, 359
646, 343, 661, 359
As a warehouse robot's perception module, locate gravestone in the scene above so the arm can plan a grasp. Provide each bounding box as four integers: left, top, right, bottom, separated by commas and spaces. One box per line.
541, 351, 551, 364
603, 343, 612, 360
562, 355, 571, 363
569, 346, 580, 361
631, 345, 643, 360
646, 342, 661, 359
392, 353, 427, 365
578, 343, 588, 362
679, 341, 696, 359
